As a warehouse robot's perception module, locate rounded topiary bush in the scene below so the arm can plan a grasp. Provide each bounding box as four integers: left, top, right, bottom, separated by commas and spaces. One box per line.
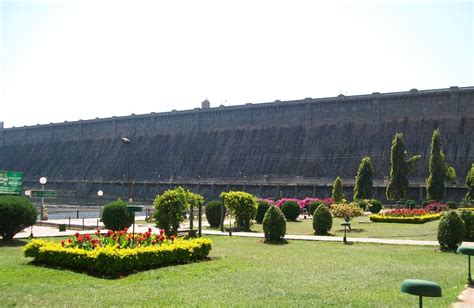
263, 206, 286, 242
309, 201, 323, 216
438, 211, 465, 251
461, 210, 474, 241
355, 200, 369, 211
280, 201, 300, 221
220, 191, 257, 231
256, 200, 270, 224
405, 200, 416, 209
101, 200, 133, 231
205, 201, 225, 228
368, 199, 383, 214
313, 204, 333, 235
0, 196, 37, 242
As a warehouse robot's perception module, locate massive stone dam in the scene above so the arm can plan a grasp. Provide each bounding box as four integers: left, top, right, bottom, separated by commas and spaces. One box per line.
1, 86, 473, 203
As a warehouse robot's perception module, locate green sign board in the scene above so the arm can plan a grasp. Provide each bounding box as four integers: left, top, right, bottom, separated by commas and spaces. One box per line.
0, 171, 23, 195
30, 190, 57, 198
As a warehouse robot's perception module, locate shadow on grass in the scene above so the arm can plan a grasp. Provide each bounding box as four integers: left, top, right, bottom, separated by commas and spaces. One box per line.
26, 257, 213, 280
262, 239, 289, 245
0, 239, 28, 247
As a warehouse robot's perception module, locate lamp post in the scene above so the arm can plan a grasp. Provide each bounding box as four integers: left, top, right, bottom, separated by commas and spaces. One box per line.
121, 137, 132, 203
39, 177, 48, 220
97, 190, 104, 217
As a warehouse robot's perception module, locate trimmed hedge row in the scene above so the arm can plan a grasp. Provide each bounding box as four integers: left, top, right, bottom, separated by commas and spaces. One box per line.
369, 213, 442, 224
24, 238, 212, 276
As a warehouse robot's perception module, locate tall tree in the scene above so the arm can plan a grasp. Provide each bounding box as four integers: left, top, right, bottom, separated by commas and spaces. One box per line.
426, 129, 456, 201
332, 176, 344, 203
386, 133, 421, 200
466, 163, 474, 201
354, 156, 373, 200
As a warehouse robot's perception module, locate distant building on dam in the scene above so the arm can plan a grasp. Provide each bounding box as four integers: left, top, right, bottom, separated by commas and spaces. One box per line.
1, 86, 473, 202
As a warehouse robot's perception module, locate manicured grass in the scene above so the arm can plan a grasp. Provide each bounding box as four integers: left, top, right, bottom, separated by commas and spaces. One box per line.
0, 236, 467, 306
250, 214, 440, 240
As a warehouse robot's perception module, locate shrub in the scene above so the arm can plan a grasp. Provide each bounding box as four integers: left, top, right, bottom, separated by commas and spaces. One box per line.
101, 200, 133, 231
405, 200, 416, 209
262, 206, 286, 241
205, 201, 225, 228
309, 201, 323, 216
280, 201, 300, 221
331, 203, 364, 219
447, 201, 458, 209
256, 200, 271, 224
0, 196, 37, 242
370, 213, 441, 224
332, 176, 344, 203
154, 187, 203, 236
353, 156, 374, 200
368, 199, 383, 214
24, 237, 212, 277
424, 202, 448, 213
220, 191, 257, 231
460, 210, 474, 241
355, 200, 369, 211
313, 205, 333, 235
438, 211, 465, 251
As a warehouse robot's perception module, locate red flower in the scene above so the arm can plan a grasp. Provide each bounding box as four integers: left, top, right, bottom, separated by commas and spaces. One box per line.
159, 235, 165, 241
119, 230, 125, 236
95, 229, 100, 236
159, 229, 165, 235
107, 230, 114, 236
61, 240, 65, 247
148, 227, 152, 233
123, 228, 128, 233
74, 232, 80, 237
170, 235, 176, 241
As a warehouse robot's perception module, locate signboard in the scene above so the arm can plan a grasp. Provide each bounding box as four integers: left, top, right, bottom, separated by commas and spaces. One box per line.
0, 171, 23, 195
29, 190, 57, 198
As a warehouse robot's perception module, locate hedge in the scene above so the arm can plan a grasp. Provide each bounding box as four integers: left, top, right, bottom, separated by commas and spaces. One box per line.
369, 213, 442, 224
24, 238, 212, 276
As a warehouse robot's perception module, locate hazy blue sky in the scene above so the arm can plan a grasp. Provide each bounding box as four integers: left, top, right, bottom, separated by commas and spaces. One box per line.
1, 0, 472, 128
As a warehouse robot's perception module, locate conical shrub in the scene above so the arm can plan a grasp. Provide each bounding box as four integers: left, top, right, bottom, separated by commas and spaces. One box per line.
263, 206, 286, 242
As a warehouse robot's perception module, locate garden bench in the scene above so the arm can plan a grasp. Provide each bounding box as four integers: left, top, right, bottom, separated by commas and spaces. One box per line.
400, 279, 442, 308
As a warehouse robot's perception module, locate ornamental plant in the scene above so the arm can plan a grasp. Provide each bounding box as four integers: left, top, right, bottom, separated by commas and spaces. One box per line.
424, 202, 448, 213
205, 201, 225, 228
101, 200, 133, 231
438, 211, 465, 251
466, 163, 474, 201
332, 177, 344, 203
426, 129, 456, 201
280, 201, 300, 221
460, 210, 474, 242
386, 133, 421, 200
313, 204, 333, 235
309, 201, 323, 216
154, 187, 203, 236
262, 205, 286, 242
353, 156, 374, 200
330, 203, 363, 219
367, 199, 383, 214
220, 191, 257, 231
256, 200, 271, 224
0, 196, 37, 242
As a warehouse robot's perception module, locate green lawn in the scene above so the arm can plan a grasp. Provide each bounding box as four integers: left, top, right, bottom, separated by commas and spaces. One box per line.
0, 236, 467, 306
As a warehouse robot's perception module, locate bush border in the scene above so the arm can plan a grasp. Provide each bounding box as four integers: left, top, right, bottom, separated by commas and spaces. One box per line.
369, 213, 442, 224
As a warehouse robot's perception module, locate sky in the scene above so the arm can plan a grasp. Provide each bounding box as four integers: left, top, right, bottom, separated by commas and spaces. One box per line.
0, 0, 472, 128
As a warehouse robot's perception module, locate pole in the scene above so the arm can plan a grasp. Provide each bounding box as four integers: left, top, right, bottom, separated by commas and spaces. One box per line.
127, 144, 132, 203
469, 255, 472, 284
220, 200, 225, 232
41, 184, 45, 220
198, 202, 202, 238
132, 212, 136, 244
419, 296, 422, 308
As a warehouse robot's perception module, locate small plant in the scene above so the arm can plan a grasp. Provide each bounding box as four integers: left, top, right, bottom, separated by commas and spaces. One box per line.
460, 210, 474, 241
0, 196, 37, 242
256, 200, 271, 224
205, 201, 225, 228
280, 201, 300, 221
438, 211, 465, 251
355, 200, 369, 211
313, 205, 333, 235
309, 201, 323, 216
331, 203, 364, 219
368, 199, 383, 214
405, 200, 416, 209
424, 202, 448, 213
220, 191, 257, 231
262, 206, 286, 242
447, 201, 458, 209
101, 200, 133, 231
332, 176, 344, 203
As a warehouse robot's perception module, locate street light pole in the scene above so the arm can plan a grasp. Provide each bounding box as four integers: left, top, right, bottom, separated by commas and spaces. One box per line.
121, 137, 132, 203
39, 177, 48, 220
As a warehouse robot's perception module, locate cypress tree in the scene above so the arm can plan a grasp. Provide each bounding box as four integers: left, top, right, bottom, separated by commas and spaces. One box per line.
466, 163, 474, 201
354, 156, 373, 200
332, 176, 344, 203
386, 133, 421, 200
426, 129, 456, 201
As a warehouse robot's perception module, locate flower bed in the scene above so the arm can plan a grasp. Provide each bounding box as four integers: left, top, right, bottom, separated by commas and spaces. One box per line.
24, 229, 212, 276
369, 209, 442, 224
